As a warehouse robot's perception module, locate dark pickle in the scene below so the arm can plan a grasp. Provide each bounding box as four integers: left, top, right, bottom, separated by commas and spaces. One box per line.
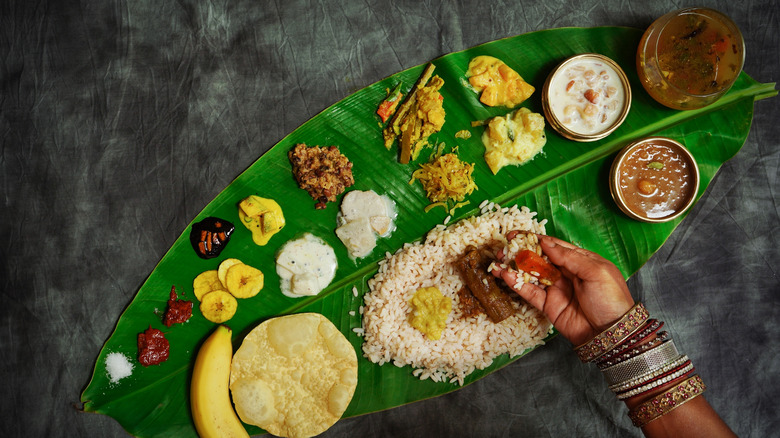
190, 217, 235, 259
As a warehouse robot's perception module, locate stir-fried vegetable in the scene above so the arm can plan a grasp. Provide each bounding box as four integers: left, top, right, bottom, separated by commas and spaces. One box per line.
376, 82, 403, 123
409, 149, 477, 214
383, 64, 445, 163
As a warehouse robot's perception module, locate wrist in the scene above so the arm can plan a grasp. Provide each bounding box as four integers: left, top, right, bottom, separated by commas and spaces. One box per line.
574, 305, 705, 428
626, 375, 706, 427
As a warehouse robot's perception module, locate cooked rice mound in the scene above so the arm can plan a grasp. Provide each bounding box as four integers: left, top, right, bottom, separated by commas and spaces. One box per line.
361, 204, 554, 385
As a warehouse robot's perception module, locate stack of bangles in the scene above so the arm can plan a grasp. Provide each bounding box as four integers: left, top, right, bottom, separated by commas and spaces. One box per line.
574, 302, 706, 428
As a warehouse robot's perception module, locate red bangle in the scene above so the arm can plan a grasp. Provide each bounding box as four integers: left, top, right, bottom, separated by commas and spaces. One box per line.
597, 321, 665, 368
628, 375, 706, 427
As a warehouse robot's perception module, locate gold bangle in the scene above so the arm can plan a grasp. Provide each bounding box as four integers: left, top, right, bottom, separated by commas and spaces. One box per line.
628, 374, 706, 428
575, 302, 649, 362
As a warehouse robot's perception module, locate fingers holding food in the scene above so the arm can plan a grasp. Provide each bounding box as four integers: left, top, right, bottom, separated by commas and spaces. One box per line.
489, 230, 560, 289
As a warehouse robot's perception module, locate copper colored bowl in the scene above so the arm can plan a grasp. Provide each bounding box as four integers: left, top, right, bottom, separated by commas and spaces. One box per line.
609, 137, 700, 223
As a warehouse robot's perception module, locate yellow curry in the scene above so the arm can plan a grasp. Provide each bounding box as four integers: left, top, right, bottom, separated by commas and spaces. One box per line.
238, 195, 285, 246
467, 55, 534, 108
408, 286, 452, 340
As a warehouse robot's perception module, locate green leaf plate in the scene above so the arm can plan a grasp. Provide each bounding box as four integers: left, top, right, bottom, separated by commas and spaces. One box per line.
80, 26, 776, 437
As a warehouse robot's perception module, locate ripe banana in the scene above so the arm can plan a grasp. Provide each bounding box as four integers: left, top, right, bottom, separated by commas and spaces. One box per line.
191, 325, 249, 438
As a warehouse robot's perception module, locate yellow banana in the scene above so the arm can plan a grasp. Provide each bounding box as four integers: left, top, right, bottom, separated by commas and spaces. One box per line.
191, 325, 249, 438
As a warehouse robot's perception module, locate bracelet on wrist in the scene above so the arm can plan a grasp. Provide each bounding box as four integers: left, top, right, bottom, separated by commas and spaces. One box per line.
596, 319, 663, 366
616, 363, 695, 400
601, 339, 680, 386
577, 305, 706, 428
608, 354, 689, 393
598, 329, 669, 369
575, 302, 649, 362
628, 375, 706, 427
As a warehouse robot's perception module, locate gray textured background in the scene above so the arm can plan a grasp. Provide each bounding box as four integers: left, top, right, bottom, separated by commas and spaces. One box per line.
1, 0, 778, 436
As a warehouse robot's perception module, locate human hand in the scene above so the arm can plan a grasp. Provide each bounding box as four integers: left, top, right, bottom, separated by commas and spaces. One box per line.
492, 234, 634, 346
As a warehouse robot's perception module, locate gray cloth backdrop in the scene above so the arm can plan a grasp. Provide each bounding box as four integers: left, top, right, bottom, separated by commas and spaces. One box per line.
1, 0, 777, 436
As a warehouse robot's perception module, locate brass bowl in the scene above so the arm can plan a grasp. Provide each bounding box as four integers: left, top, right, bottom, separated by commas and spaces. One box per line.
542, 53, 632, 142
609, 137, 700, 223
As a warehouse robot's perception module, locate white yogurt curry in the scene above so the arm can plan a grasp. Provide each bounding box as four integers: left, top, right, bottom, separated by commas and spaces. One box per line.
335, 190, 396, 258
548, 56, 626, 135
276, 233, 337, 298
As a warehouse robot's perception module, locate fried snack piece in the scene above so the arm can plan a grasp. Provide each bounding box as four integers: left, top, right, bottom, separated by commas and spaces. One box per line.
289, 144, 355, 209
199, 290, 238, 323
230, 313, 358, 438
193, 270, 222, 301
225, 263, 264, 299
217, 258, 243, 287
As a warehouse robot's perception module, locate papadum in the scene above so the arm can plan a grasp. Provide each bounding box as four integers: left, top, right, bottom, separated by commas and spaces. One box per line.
230, 313, 357, 438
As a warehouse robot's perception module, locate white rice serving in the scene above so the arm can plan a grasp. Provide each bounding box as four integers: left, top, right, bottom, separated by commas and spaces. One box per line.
361, 204, 554, 385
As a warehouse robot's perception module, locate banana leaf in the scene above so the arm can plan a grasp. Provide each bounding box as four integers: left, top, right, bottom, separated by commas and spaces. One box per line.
80, 26, 776, 437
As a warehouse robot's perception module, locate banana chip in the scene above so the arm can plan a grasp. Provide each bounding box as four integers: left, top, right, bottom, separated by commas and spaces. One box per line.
192, 260, 265, 323
230, 313, 357, 438
199, 290, 238, 323
217, 258, 243, 288
193, 270, 222, 301
225, 264, 264, 299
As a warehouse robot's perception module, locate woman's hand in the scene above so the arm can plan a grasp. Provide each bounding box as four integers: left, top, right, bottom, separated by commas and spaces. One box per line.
493, 235, 634, 346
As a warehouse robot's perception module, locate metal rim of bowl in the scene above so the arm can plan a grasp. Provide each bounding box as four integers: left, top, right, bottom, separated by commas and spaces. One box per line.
609, 136, 700, 223
542, 53, 632, 142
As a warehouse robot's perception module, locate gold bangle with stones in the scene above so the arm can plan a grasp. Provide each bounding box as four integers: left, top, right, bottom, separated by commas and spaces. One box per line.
628, 374, 706, 428
575, 302, 649, 362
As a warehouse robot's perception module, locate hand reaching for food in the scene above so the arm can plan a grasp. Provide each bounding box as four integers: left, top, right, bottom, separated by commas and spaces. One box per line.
491, 234, 634, 347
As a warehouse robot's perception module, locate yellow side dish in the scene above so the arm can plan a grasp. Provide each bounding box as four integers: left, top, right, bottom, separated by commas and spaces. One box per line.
467, 55, 535, 108
408, 287, 452, 340
238, 195, 285, 246
383, 64, 446, 164
410, 151, 478, 214
481, 107, 547, 174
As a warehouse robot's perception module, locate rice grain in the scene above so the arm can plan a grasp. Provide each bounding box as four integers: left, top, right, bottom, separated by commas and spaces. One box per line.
361, 205, 553, 385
